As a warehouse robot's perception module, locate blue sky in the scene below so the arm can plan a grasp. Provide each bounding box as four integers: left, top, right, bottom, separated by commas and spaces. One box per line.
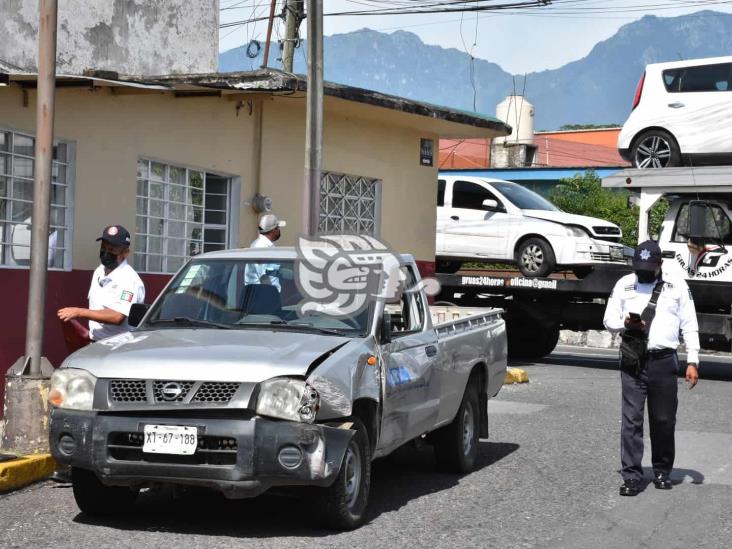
218, 1, 732, 74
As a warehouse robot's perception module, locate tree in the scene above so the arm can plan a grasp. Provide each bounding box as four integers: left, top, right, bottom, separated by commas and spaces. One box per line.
549, 171, 669, 247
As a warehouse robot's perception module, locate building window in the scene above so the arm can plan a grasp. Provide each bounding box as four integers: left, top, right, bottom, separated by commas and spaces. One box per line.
135, 159, 232, 274
318, 172, 381, 235
0, 129, 72, 269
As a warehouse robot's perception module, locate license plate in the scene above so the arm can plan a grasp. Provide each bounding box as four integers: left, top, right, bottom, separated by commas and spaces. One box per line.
143, 424, 197, 455
610, 247, 623, 260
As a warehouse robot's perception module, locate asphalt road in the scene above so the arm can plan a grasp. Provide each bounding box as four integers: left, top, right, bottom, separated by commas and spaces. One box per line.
2, 347, 731, 549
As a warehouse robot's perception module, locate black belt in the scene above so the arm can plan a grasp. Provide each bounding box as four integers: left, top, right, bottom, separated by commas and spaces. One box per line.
647, 348, 676, 359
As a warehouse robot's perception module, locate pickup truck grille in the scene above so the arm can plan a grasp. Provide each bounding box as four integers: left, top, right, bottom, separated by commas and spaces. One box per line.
591, 252, 625, 263
593, 226, 620, 235
108, 380, 241, 405
107, 432, 238, 466
594, 236, 622, 243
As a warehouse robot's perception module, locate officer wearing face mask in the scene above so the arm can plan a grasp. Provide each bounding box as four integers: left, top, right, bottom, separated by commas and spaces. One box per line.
57, 225, 145, 341
603, 240, 699, 497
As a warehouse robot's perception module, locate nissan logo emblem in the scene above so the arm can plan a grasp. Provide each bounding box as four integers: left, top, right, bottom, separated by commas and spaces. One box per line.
161, 382, 184, 401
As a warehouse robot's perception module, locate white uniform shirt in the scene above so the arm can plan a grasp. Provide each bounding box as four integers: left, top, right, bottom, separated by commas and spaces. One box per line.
603, 269, 700, 364
88, 259, 145, 341
244, 234, 281, 290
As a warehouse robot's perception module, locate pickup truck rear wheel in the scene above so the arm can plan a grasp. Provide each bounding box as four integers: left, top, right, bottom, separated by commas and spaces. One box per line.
434, 382, 480, 474
516, 238, 556, 278
71, 467, 138, 516
317, 419, 371, 531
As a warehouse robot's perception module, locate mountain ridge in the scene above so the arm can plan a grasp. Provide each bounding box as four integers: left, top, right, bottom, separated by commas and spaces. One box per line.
219, 10, 732, 129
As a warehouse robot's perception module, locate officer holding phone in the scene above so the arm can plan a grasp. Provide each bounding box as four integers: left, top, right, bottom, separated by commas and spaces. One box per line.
603, 240, 699, 497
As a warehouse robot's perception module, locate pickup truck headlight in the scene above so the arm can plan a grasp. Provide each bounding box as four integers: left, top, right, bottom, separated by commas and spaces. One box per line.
256, 378, 320, 423
49, 368, 97, 410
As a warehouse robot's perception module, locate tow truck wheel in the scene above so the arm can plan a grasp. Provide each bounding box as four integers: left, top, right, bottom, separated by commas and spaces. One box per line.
516, 238, 556, 278
434, 380, 479, 474
317, 419, 371, 531
71, 467, 138, 516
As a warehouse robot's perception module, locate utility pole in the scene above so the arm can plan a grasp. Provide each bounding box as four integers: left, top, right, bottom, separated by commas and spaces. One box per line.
261, 0, 278, 69
302, 0, 323, 235
282, 0, 303, 73
1, 0, 57, 453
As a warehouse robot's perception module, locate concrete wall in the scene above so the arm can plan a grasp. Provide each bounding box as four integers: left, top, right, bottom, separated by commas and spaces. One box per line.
0, 0, 218, 75
0, 86, 438, 268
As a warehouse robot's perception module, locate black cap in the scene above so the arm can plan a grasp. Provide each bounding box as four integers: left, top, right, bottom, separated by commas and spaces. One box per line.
96, 225, 131, 247
633, 240, 662, 270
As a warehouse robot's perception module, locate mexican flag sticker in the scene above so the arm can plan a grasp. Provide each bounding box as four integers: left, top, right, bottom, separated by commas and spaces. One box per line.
120, 290, 134, 302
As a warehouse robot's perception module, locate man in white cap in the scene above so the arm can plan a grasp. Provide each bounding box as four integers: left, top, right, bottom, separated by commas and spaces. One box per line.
245, 213, 286, 289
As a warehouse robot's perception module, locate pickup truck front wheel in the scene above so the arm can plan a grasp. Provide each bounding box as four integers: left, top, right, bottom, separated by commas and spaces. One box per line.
317, 419, 371, 530
434, 382, 479, 474
71, 467, 138, 516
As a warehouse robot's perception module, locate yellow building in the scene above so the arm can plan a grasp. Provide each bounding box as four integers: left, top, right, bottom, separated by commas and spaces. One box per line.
0, 68, 509, 379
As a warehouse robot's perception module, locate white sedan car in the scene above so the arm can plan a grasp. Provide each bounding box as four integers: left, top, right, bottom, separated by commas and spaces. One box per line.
436, 176, 626, 277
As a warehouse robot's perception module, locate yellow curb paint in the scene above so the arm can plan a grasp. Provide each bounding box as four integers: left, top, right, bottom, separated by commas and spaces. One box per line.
0, 454, 57, 493
504, 367, 529, 384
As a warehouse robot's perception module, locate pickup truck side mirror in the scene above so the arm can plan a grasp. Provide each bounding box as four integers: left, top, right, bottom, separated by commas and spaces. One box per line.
380, 313, 392, 344
128, 303, 150, 327
482, 198, 503, 212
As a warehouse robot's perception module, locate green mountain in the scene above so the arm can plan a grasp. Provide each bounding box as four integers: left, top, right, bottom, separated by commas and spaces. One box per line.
219, 11, 732, 129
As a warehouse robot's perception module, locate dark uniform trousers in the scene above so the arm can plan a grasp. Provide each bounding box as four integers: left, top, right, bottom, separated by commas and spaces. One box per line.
620, 351, 679, 482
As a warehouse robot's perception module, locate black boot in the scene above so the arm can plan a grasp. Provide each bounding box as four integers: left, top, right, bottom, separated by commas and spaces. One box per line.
619, 479, 641, 496
653, 472, 672, 490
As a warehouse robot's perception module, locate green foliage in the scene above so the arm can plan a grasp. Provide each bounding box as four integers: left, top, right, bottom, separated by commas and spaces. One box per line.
648, 198, 669, 240
549, 171, 639, 246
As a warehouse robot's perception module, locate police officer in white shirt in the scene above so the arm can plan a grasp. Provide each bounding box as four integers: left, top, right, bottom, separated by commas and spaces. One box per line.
245, 213, 286, 290
57, 225, 145, 341
604, 240, 699, 497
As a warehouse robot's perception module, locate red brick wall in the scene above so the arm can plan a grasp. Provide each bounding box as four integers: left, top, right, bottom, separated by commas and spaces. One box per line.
0, 269, 170, 414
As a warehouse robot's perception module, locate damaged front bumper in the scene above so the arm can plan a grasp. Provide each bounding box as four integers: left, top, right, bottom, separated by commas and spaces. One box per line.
49, 409, 354, 498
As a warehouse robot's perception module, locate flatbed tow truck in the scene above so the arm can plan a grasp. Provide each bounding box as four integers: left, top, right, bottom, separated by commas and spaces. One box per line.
436, 166, 732, 359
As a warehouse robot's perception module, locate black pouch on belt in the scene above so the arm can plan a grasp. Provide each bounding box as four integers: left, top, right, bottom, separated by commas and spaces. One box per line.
620, 330, 647, 374
619, 279, 665, 374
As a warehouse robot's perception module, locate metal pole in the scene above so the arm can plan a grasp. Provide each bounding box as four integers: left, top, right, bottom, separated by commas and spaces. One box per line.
302, 0, 323, 235
25, 0, 58, 376
261, 0, 278, 69
282, 0, 302, 73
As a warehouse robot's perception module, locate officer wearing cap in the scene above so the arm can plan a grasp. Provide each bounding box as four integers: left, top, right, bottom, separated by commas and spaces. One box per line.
604, 240, 699, 497
245, 213, 286, 290
57, 225, 145, 341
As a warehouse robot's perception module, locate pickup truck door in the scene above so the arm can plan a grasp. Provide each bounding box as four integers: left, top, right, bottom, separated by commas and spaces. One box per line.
378, 269, 440, 455
663, 200, 732, 281
442, 180, 508, 258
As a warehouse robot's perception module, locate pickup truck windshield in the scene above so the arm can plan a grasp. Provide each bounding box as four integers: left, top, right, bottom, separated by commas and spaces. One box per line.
492, 181, 560, 212
143, 259, 370, 336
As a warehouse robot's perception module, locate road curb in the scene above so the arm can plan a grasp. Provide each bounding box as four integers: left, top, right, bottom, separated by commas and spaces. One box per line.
504, 367, 529, 384
0, 454, 57, 493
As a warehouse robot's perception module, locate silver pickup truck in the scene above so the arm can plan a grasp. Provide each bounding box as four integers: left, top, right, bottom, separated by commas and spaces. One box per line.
49, 248, 506, 530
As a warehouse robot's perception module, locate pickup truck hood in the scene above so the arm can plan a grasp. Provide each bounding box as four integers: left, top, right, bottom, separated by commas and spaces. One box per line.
62, 329, 352, 383
522, 210, 620, 234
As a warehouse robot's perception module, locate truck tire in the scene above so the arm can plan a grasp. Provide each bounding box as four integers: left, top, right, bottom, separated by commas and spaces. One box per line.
71, 467, 138, 516
317, 419, 371, 531
508, 323, 559, 360
434, 380, 480, 474
516, 238, 556, 278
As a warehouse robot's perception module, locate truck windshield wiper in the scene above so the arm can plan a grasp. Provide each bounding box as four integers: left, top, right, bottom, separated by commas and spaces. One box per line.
273, 321, 348, 336
146, 317, 232, 330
